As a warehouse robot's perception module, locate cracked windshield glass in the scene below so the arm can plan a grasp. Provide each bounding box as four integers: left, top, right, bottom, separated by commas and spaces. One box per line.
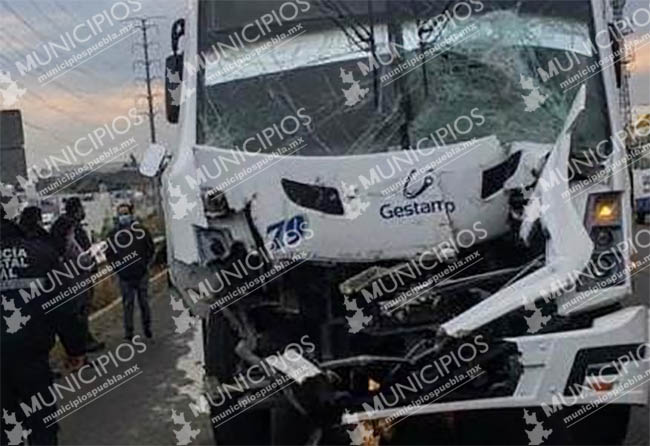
200, 1, 609, 155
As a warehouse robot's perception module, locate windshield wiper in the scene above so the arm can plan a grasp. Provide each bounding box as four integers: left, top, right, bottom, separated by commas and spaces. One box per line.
393, 0, 460, 149
415, 0, 458, 98
386, 5, 413, 151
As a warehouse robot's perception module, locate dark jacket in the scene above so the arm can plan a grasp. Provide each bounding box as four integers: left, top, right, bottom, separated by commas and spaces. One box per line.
1, 218, 86, 360
21, 224, 51, 242
50, 213, 96, 277
0, 217, 22, 238
50, 213, 75, 255
50, 213, 91, 254
106, 220, 155, 283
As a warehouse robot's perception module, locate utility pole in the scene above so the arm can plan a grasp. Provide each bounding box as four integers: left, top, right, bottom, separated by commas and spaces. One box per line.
126, 16, 165, 224
142, 18, 156, 143
128, 17, 164, 145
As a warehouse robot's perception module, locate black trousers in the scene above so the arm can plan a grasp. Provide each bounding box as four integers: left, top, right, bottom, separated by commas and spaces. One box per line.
1, 356, 59, 445
77, 288, 96, 342
119, 275, 151, 337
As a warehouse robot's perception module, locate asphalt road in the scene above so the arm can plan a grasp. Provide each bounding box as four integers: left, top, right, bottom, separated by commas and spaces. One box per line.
57, 276, 214, 445
55, 225, 650, 446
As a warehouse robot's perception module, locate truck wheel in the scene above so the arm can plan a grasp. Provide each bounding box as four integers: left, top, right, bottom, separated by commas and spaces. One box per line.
566, 405, 630, 445
204, 313, 270, 445
457, 406, 629, 445
513, 405, 630, 445
456, 409, 529, 444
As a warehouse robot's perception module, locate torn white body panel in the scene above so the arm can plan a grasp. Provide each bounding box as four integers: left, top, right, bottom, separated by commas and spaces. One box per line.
441, 86, 594, 337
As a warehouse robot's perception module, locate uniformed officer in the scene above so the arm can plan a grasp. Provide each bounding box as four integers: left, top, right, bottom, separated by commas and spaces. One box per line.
50, 197, 105, 352
19, 206, 50, 240
1, 204, 86, 445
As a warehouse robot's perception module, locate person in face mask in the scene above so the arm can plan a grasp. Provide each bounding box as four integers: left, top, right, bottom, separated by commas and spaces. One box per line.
105, 203, 155, 341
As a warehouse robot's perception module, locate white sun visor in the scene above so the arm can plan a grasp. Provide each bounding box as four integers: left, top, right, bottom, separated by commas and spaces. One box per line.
205, 25, 389, 86
204, 12, 592, 87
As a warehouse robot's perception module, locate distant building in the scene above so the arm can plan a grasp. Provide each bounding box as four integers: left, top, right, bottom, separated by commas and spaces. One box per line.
0, 110, 27, 185
34, 163, 150, 194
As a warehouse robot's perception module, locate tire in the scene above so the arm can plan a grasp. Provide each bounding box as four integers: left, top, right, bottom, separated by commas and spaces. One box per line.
566, 405, 630, 445
204, 313, 270, 445
456, 406, 629, 445
636, 212, 646, 225
457, 409, 530, 445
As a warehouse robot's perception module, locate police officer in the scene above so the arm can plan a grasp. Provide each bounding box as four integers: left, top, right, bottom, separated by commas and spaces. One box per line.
19, 206, 50, 240
1, 203, 86, 445
50, 197, 104, 352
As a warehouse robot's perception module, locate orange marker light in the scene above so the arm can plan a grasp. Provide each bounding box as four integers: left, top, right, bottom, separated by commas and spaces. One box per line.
597, 203, 614, 219
593, 197, 620, 225
587, 380, 615, 392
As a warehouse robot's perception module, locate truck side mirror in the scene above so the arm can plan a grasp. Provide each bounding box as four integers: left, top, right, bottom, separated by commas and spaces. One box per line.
166, 18, 186, 124
165, 54, 183, 124
140, 143, 166, 177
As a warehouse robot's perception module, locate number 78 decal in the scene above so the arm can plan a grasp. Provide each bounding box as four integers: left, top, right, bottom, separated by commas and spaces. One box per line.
266, 215, 309, 250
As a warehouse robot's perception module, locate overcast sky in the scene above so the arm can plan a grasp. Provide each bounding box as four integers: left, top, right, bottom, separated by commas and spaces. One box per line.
0, 0, 179, 168
1, 0, 650, 168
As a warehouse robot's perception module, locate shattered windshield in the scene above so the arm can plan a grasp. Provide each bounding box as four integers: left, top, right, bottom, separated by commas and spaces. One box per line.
198, 1, 609, 156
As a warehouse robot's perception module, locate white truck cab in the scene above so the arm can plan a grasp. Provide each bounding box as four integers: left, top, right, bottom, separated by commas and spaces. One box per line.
145, 1, 648, 443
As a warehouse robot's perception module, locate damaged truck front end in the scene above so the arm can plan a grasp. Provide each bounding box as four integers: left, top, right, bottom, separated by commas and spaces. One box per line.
153, 0, 648, 444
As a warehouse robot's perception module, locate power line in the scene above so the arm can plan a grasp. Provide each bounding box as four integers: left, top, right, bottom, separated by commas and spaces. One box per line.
1, 1, 123, 88
23, 120, 75, 146
1, 0, 56, 46
124, 16, 166, 217
0, 52, 86, 102
54, 0, 82, 23
125, 17, 165, 144
28, 0, 73, 38
22, 87, 98, 126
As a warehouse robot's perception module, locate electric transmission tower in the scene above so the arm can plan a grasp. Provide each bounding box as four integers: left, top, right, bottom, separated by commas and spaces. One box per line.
127, 17, 164, 145
125, 17, 165, 215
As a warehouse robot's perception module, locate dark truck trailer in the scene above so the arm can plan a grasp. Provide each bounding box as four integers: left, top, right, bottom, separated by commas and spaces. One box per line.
0, 109, 27, 186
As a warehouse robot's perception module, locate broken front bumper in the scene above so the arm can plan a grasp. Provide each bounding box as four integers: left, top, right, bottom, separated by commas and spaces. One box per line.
342, 305, 649, 424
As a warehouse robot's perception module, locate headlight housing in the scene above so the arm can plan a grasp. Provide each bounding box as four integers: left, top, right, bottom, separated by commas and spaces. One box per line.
202, 188, 230, 218
578, 192, 626, 291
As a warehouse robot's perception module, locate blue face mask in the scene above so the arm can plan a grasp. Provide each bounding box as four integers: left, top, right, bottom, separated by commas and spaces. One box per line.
118, 215, 133, 226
